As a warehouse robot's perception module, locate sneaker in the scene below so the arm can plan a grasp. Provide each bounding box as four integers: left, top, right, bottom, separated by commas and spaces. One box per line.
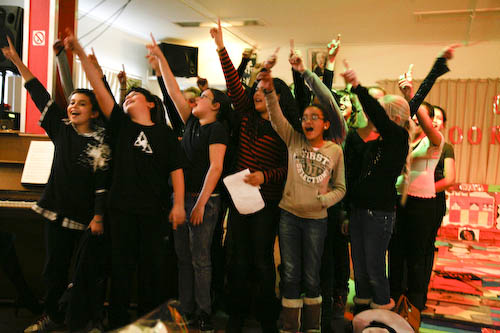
24, 315, 65, 333
332, 295, 347, 318
198, 311, 214, 333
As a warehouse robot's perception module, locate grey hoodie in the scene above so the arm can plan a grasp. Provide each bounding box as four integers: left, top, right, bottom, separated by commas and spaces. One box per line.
265, 91, 346, 219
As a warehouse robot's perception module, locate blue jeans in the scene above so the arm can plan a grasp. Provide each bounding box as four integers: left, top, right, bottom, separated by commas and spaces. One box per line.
350, 207, 395, 305
279, 209, 327, 299
174, 195, 220, 315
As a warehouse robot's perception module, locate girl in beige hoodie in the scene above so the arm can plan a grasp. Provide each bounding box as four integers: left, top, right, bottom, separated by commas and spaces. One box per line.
258, 67, 345, 333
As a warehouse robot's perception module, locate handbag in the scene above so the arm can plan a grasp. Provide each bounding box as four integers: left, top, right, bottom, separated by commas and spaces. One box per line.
393, 294, 421, 332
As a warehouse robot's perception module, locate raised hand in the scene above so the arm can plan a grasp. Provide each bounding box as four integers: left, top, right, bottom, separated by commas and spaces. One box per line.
146, 33, 163, 59
1, 36, 21, 65
439, 44, 460, 60
289, 52, 305, 73
197, 76, 208, 91
398, 64, 414, 99
63, 28, 85, 57
88, 48, 103, 77
242, 47, 255, 59
327, 34, 341, 63
264, 47, 280, 70
210, 18, 224, 50
256, 69, 274, 92
289, 39, 295, 61
118, 64, 127, 86
53, 39, 64, 55
340, 60, 359, 88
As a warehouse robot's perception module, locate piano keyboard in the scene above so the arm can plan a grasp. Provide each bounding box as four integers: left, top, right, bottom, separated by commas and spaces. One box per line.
0, 200, 36, 209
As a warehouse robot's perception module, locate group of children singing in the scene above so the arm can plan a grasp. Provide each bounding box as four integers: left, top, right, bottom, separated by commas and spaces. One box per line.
1, 20, 457, 333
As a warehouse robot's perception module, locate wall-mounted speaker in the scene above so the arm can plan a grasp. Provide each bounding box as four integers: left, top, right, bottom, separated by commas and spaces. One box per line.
0, 6, 23, 75
158, 43, 198, 78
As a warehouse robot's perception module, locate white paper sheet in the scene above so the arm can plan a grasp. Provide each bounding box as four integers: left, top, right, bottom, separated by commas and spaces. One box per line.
223, 169, 265, 215
21, 141, 55, 185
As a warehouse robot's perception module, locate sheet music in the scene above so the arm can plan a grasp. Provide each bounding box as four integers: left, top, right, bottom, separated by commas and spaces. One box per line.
21, 141, 54, 185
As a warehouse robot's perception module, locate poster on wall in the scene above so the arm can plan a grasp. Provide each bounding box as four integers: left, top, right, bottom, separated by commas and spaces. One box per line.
440, 183, 500, 244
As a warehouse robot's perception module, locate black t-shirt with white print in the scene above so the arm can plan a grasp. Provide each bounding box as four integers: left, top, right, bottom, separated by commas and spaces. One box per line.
107, 103, 186, 215
25, 78, 111, 229
181, 115, 229, 194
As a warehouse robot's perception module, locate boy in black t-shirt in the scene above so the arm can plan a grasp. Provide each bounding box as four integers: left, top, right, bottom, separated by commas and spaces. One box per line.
146, 36, 231, 332
2, 38, 111, 332
64, 31, 187, 329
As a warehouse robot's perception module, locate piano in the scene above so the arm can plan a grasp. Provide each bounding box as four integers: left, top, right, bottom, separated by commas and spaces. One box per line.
0, 130, 49, 300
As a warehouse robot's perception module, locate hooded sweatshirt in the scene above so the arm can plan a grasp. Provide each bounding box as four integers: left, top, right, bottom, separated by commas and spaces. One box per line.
265, 90, 345, 219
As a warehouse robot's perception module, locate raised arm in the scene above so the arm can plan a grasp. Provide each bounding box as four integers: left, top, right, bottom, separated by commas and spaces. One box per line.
237, 47, 253, 79
147, 34, 191, 124
87, 50, 116, 99
342, 61, 400, 139
2, 37, 64, 138
117, 65, 127, 105
211, 18, 250, 115
2, 36, 34, 82
401, 45, 458, 116
322, 34, 341, 90
259, 70, 295, 145
289, 39, 311, 113
416, 105, 442, 146
64, 30, 115, 118
149, 55, 184, 136
290, 51, 346, 143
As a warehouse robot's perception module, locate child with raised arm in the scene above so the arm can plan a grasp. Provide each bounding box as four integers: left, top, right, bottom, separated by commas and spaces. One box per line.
211, 20, 289, 333
2, 38, 110, 332
390, 46, 458, 314
146, 34, 230, 333
340, 60, 412, 314
258, 68, 345, 333
63, 31, 186, 329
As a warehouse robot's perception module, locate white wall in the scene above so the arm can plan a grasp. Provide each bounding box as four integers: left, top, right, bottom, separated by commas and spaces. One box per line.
75, 18, 500, 95
195, 40, 500, 89
77, 16, 149, 80
0, 0, 23, 6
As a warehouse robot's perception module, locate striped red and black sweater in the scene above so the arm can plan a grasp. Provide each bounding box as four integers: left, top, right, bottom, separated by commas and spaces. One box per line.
218, 47, 287, 204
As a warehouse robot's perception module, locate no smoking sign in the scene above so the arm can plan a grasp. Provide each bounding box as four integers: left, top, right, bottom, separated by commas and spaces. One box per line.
32, 30, 46, 46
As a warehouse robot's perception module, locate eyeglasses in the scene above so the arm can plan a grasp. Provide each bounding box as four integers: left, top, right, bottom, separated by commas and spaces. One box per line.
301, 114, 324, 122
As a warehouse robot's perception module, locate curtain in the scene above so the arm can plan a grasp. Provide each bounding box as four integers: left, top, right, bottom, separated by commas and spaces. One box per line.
377, 78, 500, 185
73, 60, 142, 103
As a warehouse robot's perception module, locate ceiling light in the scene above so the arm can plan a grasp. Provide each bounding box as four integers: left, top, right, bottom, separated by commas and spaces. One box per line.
175, 19, 263, 28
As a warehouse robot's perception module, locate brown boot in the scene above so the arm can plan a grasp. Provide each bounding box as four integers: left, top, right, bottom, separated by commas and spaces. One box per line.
280, 298, 302, 333
303, 296, 322, 333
